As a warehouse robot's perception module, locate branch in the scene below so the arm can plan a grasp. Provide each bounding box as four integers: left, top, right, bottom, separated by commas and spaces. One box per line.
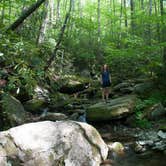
6, 0, 46, 31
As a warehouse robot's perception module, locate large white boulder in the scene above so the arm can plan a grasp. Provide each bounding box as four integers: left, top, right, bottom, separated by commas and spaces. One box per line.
0, 121, 108, 166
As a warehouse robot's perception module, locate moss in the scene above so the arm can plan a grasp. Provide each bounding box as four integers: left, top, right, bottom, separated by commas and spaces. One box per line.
23, 99, 46, 113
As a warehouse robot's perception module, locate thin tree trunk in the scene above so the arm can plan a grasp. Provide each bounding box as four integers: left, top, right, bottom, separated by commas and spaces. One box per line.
154, 0, 160, 41
124, 0, 128, 27
56, 0, 61, 22
8, 0, 11, 24
148, 0, 152, 45
130, 0, 135, 33
37, 1, 49, 44
44, 0, 73, 71
160, 0, 166, 66
1, 0, 5, 24
141, 0, 144, 10
7, 0, 46, 31
97, 0, 101, 43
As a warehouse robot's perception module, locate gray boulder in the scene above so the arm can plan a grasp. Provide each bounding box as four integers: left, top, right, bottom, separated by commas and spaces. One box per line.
145, 103, 166, 121
0, 121, 108, 166
87, 95, 137, 121
134, 82, 154, 95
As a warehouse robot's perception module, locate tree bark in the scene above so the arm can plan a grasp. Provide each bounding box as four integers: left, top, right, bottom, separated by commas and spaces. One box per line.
160, 0, 166, 66
7, 0, 46, 31
130, 0, 135, 33
44, 0, 73, 71
124, 0, 128, 27
97, 0, 101, 43
56, 0, 61, 23
37, 1, 49, 44
1, 0, 5, 24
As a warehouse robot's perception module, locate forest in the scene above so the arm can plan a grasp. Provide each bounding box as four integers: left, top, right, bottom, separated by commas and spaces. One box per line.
0, 0, 166, 166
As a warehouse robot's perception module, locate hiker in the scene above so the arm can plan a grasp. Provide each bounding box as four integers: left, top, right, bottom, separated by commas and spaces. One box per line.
101, 64, 111, 102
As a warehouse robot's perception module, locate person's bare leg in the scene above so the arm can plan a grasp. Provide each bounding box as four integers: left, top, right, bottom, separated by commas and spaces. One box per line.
102, 88, 105, 101
105, 87, 109, 101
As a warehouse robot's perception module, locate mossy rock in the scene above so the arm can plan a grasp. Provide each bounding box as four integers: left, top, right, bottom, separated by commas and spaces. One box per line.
1, 94, 29, 126
87, 95, 137, 121
23, 99, 47, 114
58, 75, 91, 94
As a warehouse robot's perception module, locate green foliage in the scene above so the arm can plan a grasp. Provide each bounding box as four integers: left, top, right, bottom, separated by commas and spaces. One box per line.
0, 32, 50, 96
134, 90, 166, 128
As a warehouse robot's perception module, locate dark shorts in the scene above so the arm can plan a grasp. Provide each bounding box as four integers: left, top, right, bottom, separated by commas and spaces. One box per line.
102, 81, 111, 88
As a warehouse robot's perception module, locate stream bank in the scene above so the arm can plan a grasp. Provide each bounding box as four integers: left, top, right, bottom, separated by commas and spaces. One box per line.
0, 76, 166, 165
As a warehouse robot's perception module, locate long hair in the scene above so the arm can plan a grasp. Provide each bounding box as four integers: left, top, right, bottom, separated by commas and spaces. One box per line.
101, 64, 109, 73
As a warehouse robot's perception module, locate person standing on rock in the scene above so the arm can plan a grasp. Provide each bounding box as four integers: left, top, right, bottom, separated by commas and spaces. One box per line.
101, 64, 111, 102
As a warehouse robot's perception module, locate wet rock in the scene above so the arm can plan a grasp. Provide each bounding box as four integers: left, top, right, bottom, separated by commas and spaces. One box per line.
87, 95, 137, 121
1, 94, 30, 126
153, 141, 166, 151
157, 130, 166, 139
23, 98, 47, 114
108, 142, 124, 155
145, 103, 166, 121
100, 159, 113, 166
138, 140, 154, 147
40, 112, 68, 121
133, 142, 147, 153
113, 82, 134, 94
49, 93, 72, 110
134, 82, 154, 95
59, 75, 90, 94
0, 121, 108, 166
34, 85, 49, 100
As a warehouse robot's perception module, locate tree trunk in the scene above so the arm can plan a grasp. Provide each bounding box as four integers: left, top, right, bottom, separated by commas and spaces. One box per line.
154, 0, 160, 41
1, 0, 5, 24
141, 0, 144, 10
148, 0, 152, 45
44, 0, 73, 71
160, 0, 166, 66
7, 0, 46, 31
97, 0, 101, 43
124, 0, 128, 27
37, 1, 49, 44
130, 0, 135, 33
56, 0, 61, 23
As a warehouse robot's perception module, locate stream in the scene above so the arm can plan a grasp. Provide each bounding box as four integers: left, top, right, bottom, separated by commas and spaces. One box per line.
92, 122, 166, 166
111, 144, 165, 166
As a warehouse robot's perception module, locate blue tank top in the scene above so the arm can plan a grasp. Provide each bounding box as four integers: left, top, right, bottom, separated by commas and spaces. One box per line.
102, 71, 110, 83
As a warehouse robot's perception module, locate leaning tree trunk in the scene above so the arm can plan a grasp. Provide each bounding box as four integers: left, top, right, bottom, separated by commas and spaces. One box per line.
7, 0, 46, 31
44, 0, 73, 71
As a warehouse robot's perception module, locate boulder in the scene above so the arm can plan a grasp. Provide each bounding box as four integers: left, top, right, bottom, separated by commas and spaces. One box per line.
157, 130, 166, 139
23, 99, 46, 114
133, 82, 154, 95
49, 93, 72, 110
108, 142, 124, 154
87, 95, 137, 121
40, 112, 68, 121
0, 121, 108, 166
113, 82, 134, 94
145, 103, 166, 121
59, 75, 90, 94
1, 94, 29, 126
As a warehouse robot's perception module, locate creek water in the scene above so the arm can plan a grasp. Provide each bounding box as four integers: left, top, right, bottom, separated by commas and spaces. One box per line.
92, 122, 166, 166
111, 144, 165, 166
